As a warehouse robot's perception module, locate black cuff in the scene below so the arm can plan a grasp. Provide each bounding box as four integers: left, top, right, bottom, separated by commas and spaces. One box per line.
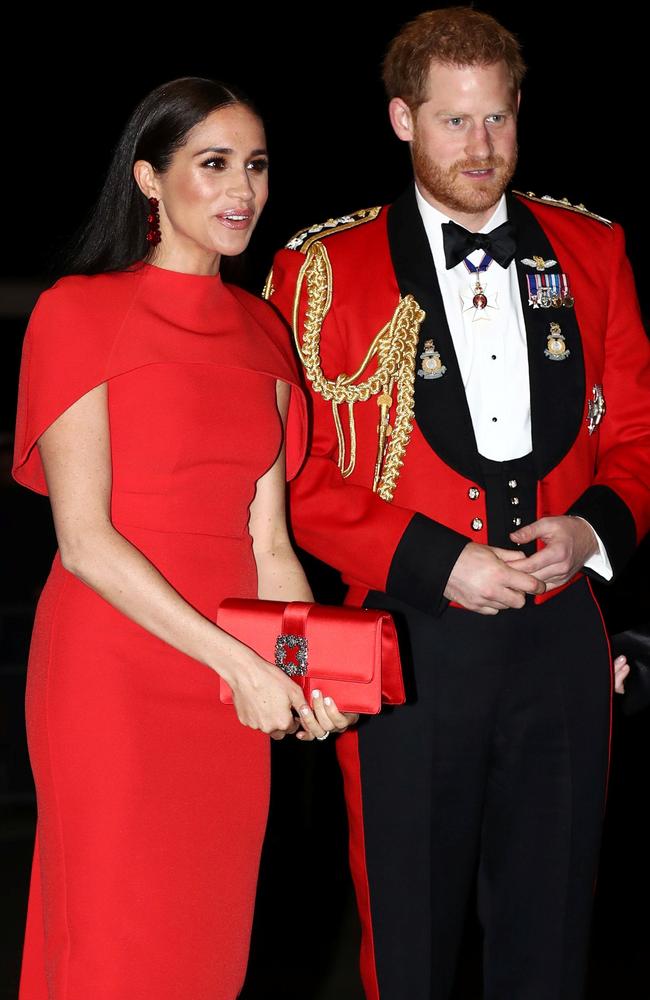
567, 484, 637, 582
386, 513, 468, 616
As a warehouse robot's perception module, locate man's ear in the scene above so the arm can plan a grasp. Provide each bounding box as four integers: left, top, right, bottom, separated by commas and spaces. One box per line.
388, 97, 415, 142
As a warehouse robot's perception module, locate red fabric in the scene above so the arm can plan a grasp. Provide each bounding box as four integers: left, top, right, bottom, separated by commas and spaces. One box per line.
13, 263, 307, 1000
336, 731, 381, 1000
269, 200, 650, 605
217, 598, 405, 713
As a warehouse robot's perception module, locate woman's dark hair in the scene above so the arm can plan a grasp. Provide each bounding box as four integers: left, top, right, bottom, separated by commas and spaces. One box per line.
61, 77, 259, 276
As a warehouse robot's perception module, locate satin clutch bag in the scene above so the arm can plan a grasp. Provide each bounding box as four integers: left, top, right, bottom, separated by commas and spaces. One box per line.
610, 623, 650, 716
217, 599, 405, 715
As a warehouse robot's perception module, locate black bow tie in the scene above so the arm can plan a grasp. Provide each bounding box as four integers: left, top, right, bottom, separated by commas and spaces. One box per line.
441, 219, 517, 270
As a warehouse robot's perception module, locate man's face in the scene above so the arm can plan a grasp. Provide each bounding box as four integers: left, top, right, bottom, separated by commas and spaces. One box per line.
390, 60, 519, 221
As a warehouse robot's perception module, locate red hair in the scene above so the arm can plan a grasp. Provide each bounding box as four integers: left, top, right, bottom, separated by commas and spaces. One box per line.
383, 7, 526, 108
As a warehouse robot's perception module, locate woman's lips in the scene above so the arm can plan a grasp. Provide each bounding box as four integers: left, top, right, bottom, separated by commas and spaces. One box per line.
215, 210, 254, 230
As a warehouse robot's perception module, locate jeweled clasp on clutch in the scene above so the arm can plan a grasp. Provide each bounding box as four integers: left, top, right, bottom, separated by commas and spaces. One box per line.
275, 634, 308, 677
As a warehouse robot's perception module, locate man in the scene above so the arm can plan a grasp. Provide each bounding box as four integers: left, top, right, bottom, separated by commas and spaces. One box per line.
267, 8, 650, 999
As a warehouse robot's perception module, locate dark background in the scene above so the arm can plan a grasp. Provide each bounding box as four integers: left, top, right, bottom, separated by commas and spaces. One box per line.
2, 6, 649, 998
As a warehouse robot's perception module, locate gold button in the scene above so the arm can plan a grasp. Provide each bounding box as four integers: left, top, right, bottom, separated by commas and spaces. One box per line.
471, 517, 483, 531
508, 479, 518, 488
468, 487, 480, 500
511, 497, 520, 506
512, 516, 522, 526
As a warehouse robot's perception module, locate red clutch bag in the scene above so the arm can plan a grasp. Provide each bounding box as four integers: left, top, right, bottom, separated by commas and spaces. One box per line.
217, 599, 405, 715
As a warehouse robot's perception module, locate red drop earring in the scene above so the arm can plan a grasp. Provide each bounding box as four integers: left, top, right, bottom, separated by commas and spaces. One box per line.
146, 196, 161, 246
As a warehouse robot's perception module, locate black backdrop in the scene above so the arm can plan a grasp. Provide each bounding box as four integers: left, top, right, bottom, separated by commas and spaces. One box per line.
2, 6, 649, 998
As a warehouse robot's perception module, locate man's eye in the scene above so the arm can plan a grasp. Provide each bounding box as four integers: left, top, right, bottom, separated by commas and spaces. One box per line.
447, 118, 464, 128
247, 158, 269, 173
487, 115, 505, 125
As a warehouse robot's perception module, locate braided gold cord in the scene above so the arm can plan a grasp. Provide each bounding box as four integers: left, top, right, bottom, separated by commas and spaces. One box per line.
291, 239, 424, 495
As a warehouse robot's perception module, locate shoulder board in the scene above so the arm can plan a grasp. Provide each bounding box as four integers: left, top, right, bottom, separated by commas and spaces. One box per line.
285, 206, 382, 253
513, 190, 613, 228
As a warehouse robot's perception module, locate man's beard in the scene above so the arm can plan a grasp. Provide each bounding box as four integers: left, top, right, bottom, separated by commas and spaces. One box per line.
413, 135, 518, 217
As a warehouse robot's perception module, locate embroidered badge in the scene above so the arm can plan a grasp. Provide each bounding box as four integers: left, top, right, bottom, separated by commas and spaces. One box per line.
545, 322, 570, 361
587, 385, 606, 434
417, 340, 447, 379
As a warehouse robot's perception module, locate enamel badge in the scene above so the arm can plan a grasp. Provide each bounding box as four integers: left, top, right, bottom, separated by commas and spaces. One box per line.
587, 385, 606, 434
417, 340, 447, 379
545, 322, 570, 361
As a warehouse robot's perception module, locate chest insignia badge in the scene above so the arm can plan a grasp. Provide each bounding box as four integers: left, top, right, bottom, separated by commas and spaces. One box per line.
417, 340, 447, 379
587, 385, 606, 434
521, 256, 557, 271
545, 322, 571, 361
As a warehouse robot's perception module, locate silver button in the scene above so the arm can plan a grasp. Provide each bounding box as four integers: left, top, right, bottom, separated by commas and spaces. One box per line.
468, 487, 480, 500
508, 479, 518, 488
512, 516, 522, 526
471, 517, 483, 531
511, 496, 520, 506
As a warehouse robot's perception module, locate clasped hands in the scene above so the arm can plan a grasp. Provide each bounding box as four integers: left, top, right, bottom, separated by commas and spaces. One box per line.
443, 514, 599, 616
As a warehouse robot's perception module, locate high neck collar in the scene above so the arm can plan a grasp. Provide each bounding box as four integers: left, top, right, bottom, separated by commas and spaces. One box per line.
136, 260, 223, 284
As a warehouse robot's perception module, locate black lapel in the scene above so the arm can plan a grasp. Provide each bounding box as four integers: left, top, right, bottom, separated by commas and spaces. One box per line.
387, 186, 483, 486
507, 193, 585, 479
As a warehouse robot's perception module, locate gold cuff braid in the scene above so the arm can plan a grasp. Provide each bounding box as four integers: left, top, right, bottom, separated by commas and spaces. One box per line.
289, 240, 424, 502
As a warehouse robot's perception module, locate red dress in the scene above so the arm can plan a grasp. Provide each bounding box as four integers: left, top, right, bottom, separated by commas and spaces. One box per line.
12, 262, 307, 1000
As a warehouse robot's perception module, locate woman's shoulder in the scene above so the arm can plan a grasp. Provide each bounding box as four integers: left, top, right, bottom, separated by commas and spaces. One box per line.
225, 282, 288, 335
26, 269, 142, 357
32, 269, 141, 319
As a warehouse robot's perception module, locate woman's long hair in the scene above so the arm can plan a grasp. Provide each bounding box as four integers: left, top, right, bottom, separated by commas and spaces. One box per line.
60, 77, 258, 276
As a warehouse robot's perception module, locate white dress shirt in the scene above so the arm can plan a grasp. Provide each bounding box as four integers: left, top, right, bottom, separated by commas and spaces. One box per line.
414, 183, 612, 579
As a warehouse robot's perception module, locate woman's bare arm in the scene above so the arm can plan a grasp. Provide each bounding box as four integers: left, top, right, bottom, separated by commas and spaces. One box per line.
247, 382, 359, 739
37, 382, 316, 736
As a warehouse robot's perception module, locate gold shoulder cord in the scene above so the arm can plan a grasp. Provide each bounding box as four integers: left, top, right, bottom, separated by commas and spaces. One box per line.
289, 239, 424, 502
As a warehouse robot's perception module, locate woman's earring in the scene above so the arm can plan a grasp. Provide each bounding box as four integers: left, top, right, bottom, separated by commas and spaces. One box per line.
146, 196, 161, 246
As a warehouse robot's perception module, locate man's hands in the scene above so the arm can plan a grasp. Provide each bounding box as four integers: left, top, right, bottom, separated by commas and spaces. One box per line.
444, 542, 545, 615
446, 515, 600, 615
510, 515, 599, 592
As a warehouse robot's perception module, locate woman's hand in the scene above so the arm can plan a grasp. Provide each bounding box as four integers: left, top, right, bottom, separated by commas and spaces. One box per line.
614, 654, 630, 694
227, 653, 328, 741
295, 690, 360, 742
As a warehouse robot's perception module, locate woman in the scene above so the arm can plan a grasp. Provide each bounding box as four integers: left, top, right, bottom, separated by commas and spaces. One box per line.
13, 77, 357, 1000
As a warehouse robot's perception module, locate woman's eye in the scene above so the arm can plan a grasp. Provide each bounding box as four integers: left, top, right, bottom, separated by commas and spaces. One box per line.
247, 158, 269, 173
202, 156, 227, 170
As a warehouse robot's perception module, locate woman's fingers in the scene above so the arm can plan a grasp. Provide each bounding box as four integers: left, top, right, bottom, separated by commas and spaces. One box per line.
614, 654, 630, 695
295, 691, 360, 741
312, 691, 358, 732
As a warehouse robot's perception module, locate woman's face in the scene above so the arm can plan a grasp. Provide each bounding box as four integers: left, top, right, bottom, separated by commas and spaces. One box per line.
139, 103, 268, 272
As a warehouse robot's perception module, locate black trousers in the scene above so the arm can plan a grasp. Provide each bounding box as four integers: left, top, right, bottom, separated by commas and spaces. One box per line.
354, 578, 611, 1000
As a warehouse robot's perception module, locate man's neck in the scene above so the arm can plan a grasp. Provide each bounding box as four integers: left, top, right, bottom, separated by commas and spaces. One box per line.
414, 180, 503, 232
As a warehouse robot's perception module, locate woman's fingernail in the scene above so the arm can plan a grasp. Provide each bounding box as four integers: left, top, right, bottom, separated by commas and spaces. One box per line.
312, 689, 321, 699
300, 705, 310, 717
324, 696, 332, 706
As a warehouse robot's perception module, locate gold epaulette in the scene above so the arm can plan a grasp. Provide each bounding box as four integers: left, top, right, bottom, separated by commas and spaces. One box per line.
514, 190, 613, 228
285, 206, 382, 253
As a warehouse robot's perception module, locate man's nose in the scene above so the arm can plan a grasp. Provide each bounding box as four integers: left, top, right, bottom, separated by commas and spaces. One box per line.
465, 123, 493, 160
